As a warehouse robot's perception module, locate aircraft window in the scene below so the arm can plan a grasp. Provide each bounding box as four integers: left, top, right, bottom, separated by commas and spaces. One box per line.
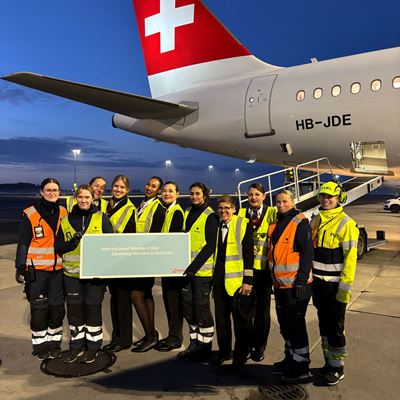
296, 90, 305, 102
371, 79, 381, 91
393, 77, 400, 89
351, 82, 361, 94
313, 88, 323, 99
331, 85, 341, 97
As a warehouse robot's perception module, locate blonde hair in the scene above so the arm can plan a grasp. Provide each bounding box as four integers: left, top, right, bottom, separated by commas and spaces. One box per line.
276, 189, 297, 208
75, 184, 94, 198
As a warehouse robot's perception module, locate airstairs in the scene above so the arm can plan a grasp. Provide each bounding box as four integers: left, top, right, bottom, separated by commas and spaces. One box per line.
237, 157, 387, 258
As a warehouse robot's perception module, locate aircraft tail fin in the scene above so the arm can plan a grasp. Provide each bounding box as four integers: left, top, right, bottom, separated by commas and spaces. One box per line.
132, 0, 276, 97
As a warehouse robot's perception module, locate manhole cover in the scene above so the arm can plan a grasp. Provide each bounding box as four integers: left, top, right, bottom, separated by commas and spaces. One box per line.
40, 350, 116, 378
259, 384, 309, 400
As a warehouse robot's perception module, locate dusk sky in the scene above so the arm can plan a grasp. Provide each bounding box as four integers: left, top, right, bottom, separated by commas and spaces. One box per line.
1, 0, 399, 193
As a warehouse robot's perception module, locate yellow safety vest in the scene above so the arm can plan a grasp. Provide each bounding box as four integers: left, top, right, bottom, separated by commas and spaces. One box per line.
61, 212, 103, 278
66, 197, 107, 213
216, 215, 250, 296
162, 203, 184, 233
238, 206, 277, 270
136, 198, 161, 233
184, 206, 216, 277
311, 206, 359, 291
109, 199, 137, 233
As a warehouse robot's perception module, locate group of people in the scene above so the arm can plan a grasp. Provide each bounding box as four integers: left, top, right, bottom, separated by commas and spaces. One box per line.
15, 174, 359, 386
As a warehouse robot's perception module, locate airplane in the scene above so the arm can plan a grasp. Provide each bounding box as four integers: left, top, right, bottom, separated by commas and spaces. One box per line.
2, 0, 400, 179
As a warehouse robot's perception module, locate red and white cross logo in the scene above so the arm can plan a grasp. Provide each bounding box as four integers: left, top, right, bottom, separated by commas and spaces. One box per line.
145, 0, 195, 53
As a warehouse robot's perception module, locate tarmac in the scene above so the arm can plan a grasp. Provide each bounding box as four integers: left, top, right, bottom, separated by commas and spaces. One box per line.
0, 198, 399, 399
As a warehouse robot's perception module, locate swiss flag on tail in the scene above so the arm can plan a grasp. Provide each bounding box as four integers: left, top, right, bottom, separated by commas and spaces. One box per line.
132, 0, 251, 76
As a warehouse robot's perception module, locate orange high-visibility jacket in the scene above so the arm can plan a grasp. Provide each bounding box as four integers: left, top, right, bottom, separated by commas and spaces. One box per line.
24, 205, 67, 271
267, 214, 312, 289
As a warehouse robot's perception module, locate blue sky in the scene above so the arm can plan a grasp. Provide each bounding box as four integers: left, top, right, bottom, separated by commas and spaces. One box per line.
1, 0, 399, 193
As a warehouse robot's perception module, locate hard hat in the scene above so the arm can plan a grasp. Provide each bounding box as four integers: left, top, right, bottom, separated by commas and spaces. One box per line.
319, 181, 347, 203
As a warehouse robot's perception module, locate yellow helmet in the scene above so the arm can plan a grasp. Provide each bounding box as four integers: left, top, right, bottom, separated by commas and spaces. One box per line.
319, 181, 347, 203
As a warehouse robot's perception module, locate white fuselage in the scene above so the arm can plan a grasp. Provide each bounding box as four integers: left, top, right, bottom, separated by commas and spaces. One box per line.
113, 47, 400, 177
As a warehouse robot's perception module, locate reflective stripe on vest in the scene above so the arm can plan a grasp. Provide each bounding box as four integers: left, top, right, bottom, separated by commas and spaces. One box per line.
184, 206, 215, 277
136, 198, 160, 233
162, 203, 184, 233
24, 205, 67, 271
311, 211, 354, 282
223, 215, 249, 296
110, 200, 136, 233
66, 197, 76, 213
61, 212, 103, 278
268, 214, 312, 288
238, 207, 276, 271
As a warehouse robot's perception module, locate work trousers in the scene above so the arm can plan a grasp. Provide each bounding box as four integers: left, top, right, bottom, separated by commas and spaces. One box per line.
213, 283, 252, 363
252, 269, 272, 352
161, 277, 184, 344
64, 275, 106, 351
312, 277, 347, 367
182, 276, 214, 348
108, 278, 135, 347
275, 286, 311, 363
25, 269, 65, 353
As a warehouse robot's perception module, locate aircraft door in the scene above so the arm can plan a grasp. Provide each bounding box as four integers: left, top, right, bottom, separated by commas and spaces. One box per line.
350, 141, 389, 175
244, 75, 277, 137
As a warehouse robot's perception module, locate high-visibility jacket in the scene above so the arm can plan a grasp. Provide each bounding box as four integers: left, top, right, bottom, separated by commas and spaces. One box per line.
136, 198, 161, 233
311, 206, 359, 290
61, 212, 103, 278
183, 206, 215, 277
238, 206, 277, 270
267, 214, 312, 288
23, 205, 67, 271
66, 196, 107, 213
216, 215, 251, 296
162, 203, 184, 233
109, 199, 136, 233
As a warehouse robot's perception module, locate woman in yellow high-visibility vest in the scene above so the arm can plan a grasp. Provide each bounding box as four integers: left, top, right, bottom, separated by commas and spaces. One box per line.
311, 182, 359, 386
178, 182, 219, 362
103, 175, 137, 353
157, 181, 185, 352
55, 184, 113, 364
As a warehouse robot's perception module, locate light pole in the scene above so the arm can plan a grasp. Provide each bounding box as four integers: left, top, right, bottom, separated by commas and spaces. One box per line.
72, 149, 81, 191
208, 165, 213, 193
165, 159, 172, 180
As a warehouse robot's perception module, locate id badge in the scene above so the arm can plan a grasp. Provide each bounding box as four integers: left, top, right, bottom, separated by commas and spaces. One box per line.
34, 225, 44, 238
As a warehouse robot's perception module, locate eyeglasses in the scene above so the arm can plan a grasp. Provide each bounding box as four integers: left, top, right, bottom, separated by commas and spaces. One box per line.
218, 206, 232, 211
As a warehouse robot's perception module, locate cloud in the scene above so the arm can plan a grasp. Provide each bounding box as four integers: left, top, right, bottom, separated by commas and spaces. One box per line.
0, 80, 62, 105
0, 136, 162, 169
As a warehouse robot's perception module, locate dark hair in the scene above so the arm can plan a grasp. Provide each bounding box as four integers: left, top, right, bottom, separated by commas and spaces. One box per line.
74, 184, 94, 198
217, 194, 236, 208
40, 178, 61, 191
163, 181, 179, 192
89, 176, 107, 186
248, 182, 265, 194
190, 182, 210, 202
149, 176, 163, 189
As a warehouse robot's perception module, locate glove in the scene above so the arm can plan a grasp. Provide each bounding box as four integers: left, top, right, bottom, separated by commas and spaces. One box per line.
336, 287, 351, 303
69, 231, 83, 248
295, 284, 309, 302
15, 265, 26, 285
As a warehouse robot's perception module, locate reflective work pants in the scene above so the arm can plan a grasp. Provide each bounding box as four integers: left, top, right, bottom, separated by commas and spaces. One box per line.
25, 269, 65, 353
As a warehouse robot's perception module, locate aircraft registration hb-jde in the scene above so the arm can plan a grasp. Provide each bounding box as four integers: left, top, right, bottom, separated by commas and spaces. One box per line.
3, 0, 400, 178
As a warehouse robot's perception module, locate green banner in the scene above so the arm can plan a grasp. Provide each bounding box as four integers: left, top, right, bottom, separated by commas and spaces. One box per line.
80, 232, 190, 278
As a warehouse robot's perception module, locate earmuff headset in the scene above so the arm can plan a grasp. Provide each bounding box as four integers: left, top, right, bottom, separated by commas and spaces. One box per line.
334, 182, 347, 204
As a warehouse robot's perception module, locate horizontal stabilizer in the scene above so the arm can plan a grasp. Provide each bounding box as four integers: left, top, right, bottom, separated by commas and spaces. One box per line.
2, 72, 197, 119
